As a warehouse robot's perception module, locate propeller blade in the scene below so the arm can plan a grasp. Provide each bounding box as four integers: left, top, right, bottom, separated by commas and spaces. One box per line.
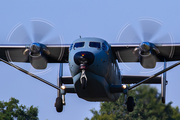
41, 36, 62, 44
6, 23, 31, 62
7, 19, 62, 74
28, 63, 53, 75
117, 18, 173, 71
139, 18, 162, 42
7, 23, 31, 44
117, 23, 141, 43
116, 48, 139, 62
153, 33, 175, 58
31, 19, 54, 43
41, 35, 65, 61
152, 33, 173, 44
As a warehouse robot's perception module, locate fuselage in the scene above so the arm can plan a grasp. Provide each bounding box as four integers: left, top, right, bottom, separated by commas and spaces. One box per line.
68, 37, 121, 101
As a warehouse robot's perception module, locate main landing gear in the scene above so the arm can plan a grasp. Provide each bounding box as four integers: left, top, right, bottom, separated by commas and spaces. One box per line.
123, 90, 135, 112
55, 97, 63, 112
55, 63, 66, 113
55, 88, 66, 113
126, 96, 135, 112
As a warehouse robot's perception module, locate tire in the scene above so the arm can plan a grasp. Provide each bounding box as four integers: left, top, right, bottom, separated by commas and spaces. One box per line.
55, 97, 63, 112
127, 96, 135, 112
81, 77, 86, 89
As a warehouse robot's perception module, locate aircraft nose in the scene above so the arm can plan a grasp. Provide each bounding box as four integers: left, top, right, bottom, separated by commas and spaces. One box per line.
74, 51, 95, 66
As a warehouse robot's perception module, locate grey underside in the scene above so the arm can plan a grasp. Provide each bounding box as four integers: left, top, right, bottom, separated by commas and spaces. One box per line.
73, 71, 119, 102
62, 75, 161, 85
61, 74, 161, 102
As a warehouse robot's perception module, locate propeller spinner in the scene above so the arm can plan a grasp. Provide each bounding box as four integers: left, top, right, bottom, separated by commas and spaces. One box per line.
23, 43, 50, 57
134, 42, 160, 57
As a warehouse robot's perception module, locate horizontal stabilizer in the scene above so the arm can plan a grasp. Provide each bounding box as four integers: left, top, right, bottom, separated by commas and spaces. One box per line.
122, 75, 161, 84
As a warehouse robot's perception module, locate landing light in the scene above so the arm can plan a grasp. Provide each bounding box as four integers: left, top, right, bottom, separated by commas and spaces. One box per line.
122, 85, 127, 89
61, 85, 66, 90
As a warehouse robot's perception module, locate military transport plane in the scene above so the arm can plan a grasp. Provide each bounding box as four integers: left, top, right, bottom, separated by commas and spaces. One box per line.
1, 18, 180, 112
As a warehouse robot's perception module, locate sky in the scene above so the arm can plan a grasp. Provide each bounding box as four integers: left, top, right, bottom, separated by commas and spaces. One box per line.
1, 0, 180, 119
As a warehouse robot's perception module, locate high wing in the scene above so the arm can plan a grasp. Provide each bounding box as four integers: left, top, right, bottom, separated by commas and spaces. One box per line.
0, 44, 70, 63
111, 43, 180, 62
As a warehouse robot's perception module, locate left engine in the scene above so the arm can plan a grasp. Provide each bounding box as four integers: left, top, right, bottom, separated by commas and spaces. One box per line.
23, 43, 50, 69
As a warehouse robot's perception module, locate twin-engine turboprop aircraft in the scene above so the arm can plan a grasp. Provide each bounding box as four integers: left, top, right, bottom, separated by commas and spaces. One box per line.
1, 18, 180, 112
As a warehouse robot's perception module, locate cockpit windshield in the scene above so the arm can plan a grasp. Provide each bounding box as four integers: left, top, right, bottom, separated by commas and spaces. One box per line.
74, 42, 85, 49
89, 42, 100, 49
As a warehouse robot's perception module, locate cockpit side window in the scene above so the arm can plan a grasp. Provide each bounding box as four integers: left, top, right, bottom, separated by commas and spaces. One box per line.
102, 43, 109, 51
102, 42, 109, 54
89, 42, 100, 49
74, 42, 85, 49
69, 43, 73, 51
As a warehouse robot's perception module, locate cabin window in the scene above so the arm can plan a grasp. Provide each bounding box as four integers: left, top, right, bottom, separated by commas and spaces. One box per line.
89, 42, 100, 49
74, 42, 85, 49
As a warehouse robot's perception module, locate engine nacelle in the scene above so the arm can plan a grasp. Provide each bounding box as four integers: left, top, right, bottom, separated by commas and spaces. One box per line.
24, 43, 50, 69
139, 54, 156, 68
133, 42, 159, 69
29, 55, 47, 69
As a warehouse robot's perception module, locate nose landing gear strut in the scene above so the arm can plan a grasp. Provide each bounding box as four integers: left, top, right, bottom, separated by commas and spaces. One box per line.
80, 69, 87, 89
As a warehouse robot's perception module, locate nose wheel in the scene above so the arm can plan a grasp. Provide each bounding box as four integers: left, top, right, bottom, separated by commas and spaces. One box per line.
80, 69, 87, 89
81, 77, 87, 89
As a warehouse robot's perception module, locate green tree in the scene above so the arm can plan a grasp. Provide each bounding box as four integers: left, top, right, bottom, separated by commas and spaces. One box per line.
86, 85, 180, 120
0, 97, 38, 120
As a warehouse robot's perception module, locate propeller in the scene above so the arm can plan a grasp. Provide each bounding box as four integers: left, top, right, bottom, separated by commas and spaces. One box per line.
6, 19, 64, 73
116, 18, 174, 71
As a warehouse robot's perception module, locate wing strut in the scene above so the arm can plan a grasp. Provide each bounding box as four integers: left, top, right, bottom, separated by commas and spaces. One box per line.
0, 58, 61, 90
129, 61, 180, 90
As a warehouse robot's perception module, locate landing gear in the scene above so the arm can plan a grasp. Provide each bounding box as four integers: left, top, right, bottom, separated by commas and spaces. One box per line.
55, 63, 66, 113
80, 69, 87, 89
126, 96, 135, 112
122, 88, 135, 112
55, 97, 63, 112
81, 77, 87, 89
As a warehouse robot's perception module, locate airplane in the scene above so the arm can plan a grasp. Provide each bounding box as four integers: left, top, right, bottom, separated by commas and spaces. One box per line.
1, 18, 180, 113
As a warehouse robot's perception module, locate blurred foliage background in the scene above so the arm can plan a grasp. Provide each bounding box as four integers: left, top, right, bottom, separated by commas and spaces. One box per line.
0, 97, 38, 120
85, 85, 180, 120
